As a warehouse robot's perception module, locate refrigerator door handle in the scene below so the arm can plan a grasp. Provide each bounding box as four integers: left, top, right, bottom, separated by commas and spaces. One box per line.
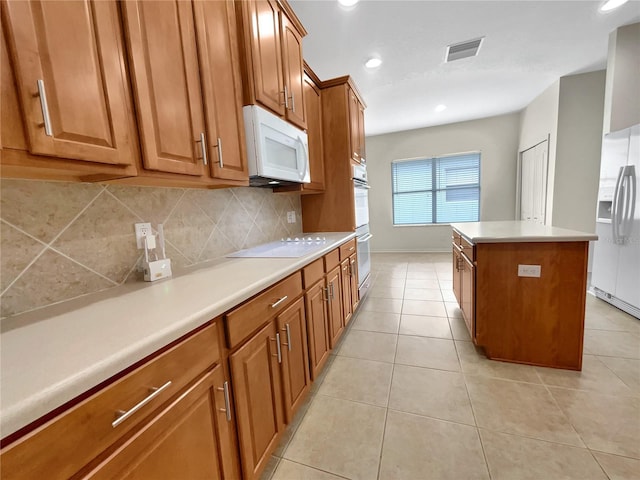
612, 166, 625, 244
622, 165, 636, 240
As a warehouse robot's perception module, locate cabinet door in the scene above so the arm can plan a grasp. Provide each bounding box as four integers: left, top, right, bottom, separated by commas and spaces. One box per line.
327, 266, 344, 348
85, 368, 225, 480
303, 74, 325, 191
122, 0, 206, 176
358, 101, 366, 163
230, 321, 284, 480
3, 0, 136, 165
193, 0, 248, 182
461, 253, 475, 341
349, 254, 359, 313
348, 89, 361, 163
341, 258, 353, 326
244, 0, 285, 116
305, 281, 330, 380
452, 246, 462, 305
277, 297, 311, 423
281, 13, 306, 129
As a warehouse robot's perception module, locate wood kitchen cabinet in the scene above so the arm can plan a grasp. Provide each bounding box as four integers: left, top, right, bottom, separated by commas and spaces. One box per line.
236, 0, 307, 129
0, 322, 237, 480
452, 232, 476, 341
301, 76, 366, 232
340, 258, 353, 326
277, 297, 311, 423
1, 0, 138, 181
349, 88, 366, 164
121, 0, 248, 186
304, 279, 331, 380
349, 253, 360, 313
230, 321, 285, 480
85, 366, 235, 480
326, 264, 344, 348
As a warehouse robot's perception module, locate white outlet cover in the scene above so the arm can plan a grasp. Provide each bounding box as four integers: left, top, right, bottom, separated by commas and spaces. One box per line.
287, 211, 296, 223
135, 223, 152, 249
518, 264, 541, 278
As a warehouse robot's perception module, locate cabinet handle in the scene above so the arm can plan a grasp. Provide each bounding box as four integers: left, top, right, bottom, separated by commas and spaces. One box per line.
290, 92, 295, 112
217, 381, 232, 422
275, 333, 282, 363
199, 132, 208, 165
216, 137, 223, 168
36, 80, 53, 137
282, 323, 292, 351
112, 381, 172, 428
282, 85, 289, 109
323, 286, 330, 302
270, 295, 288, 308
329, 282, 334, 300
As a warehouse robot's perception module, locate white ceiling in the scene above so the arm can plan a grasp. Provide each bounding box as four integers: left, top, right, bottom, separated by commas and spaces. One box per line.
289, 0, 640, 136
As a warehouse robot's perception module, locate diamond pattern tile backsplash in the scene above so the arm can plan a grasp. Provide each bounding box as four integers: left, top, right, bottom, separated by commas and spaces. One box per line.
0, 179, 303, 318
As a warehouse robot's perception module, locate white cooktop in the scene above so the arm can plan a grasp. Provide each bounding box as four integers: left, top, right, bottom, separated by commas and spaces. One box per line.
227, 237, 328, 258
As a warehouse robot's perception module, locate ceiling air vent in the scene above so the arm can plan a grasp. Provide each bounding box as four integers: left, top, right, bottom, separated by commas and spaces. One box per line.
445, 37, 484, 62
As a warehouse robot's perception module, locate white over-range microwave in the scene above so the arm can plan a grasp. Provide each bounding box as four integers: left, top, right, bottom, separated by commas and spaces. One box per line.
243, 105, 310, 187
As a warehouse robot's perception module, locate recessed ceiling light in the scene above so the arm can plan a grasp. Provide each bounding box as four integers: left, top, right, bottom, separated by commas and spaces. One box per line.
365, 57, 382, 69
338, 0, 359, 7
600, 0, 629, 11
435, 104, 447, 112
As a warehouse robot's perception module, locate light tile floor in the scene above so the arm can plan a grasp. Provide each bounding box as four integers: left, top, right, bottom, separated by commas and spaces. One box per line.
262, 252, 640, 480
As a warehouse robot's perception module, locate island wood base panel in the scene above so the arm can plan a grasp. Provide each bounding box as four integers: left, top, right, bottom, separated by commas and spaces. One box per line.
475, 241, 588, 371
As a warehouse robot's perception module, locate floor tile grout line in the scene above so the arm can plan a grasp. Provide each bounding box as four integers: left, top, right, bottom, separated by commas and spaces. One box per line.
277, 458, 352, 480
539, 378, 590, 449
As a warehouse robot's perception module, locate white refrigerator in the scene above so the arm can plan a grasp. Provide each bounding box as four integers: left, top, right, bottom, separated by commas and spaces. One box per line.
592, 124, 640, 319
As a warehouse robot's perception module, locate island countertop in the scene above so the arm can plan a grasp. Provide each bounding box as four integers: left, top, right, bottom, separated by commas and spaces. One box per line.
450, 221, 598, 243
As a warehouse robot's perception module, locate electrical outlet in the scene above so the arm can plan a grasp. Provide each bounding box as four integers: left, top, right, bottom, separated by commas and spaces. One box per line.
518, 264, 541, 278
287, 211, 296, 224
135, 223, 152, 249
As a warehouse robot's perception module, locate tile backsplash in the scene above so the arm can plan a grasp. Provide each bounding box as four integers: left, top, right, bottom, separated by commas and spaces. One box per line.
0, 179, 302, 318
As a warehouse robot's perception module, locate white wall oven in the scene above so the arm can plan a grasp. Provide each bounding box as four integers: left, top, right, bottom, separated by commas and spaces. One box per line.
353, 164, 372, 296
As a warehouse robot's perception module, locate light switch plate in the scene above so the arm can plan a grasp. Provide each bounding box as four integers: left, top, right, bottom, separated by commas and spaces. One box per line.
518, 264, 541, 277
287, 211, 296, 224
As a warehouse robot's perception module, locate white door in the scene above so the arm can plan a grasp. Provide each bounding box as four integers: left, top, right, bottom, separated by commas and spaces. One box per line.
520, 140, 547, 225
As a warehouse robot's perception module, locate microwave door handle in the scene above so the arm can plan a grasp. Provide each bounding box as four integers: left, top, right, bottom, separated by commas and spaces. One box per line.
298, 135, 308, 181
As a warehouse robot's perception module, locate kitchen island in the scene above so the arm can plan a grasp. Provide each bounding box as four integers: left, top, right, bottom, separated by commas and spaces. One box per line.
450, 221, 597, 370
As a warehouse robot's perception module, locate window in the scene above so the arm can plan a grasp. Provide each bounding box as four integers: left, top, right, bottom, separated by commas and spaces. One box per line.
391, 152, 480, 225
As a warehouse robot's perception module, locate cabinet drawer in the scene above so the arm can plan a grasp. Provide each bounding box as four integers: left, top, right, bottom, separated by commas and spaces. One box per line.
303, 258, 324, 288
323, 249, 340, 272
226, 272, 303, 348
460, 236, 475, 261
0, 322, 220, 480
452, 230, 462, 246
339, 239, 356, 260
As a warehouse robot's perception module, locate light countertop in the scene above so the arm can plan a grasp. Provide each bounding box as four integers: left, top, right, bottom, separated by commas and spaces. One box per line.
0, 232, 355, 438
450, 221, 598, 243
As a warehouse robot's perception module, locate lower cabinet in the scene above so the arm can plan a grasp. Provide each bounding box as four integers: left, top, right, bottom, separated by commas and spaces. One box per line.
348, 253, 359, 316
277, 297, 311, 423
230, 322, 285, 480
85, 365, 234, 480
460, 252, 475, 339
340, 258, 353, 326
452, 245, 462, 305
326, 264, 344, 348
304, 279, 330, 380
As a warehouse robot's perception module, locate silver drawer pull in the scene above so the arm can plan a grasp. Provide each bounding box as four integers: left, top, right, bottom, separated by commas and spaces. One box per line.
36, 80, 53, 136
112, 380, 172, 428
216, 137, 223, 168
349, 246, 355, 251
323, 286, 330, 302
329, 282, 335, 300
217, 381, 231, 422
270, 295, 288, 308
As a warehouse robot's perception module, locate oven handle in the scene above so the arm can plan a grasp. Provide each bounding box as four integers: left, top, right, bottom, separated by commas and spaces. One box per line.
357, 233, 373, 243
353, 182, 371, 189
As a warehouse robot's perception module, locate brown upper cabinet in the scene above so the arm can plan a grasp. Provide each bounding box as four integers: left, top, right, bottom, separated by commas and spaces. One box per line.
1, 0, 138, 180
349, 87, 366, 164
236, 0, 307, 130
122, 0, 248, 185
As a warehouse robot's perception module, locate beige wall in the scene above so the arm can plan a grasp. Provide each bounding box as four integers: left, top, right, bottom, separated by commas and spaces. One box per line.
0, 180, 302, 318
554, 70, 606, 233
366, 112, 521, 252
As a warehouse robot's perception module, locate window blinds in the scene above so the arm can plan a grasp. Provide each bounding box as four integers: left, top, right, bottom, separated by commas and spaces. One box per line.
391, 153, 480, 225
